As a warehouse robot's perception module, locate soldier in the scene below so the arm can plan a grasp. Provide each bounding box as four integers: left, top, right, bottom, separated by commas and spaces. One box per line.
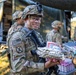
7, 10, 24, 46
1, 11, 24, 57
46, 20, 64, 75
46, 20, 63, 47
6, 10, 24, 69
7, 4, 60, 75
8, 10, 24, 36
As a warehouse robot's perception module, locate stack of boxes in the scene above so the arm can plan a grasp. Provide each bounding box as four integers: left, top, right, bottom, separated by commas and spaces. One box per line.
58, 58, 75, 75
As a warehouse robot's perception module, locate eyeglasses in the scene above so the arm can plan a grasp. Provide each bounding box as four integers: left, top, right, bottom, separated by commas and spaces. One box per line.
29, 16, 42, 21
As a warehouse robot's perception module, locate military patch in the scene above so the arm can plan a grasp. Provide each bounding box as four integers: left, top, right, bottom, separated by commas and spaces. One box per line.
12, 38, 22, 46
16, 47, 23, 53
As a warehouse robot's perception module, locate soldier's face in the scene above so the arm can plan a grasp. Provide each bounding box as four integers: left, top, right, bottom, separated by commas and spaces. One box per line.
17, 18, 24, 25
58, 23, 63, 28
28, 15, 42, 29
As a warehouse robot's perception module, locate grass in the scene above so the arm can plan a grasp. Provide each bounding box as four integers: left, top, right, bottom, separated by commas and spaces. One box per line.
0, 45, 10, 75
0, 55, 10, 75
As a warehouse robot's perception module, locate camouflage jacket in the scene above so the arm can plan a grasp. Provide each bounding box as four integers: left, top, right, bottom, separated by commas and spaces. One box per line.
7, 27, 45, 74
7, 22, 23, 47
46, 29, 62, 46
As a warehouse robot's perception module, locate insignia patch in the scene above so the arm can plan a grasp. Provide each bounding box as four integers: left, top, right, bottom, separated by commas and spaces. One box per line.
12, 38, 21, 46
16, 47, 23, 53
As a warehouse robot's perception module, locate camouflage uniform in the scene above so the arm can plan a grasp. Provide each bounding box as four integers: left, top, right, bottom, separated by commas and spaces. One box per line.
46, 20, 63, 75
46, 29, 62, 46
46, 20, 62, 46
7, 11, 23, 46
7, 4, 45, 75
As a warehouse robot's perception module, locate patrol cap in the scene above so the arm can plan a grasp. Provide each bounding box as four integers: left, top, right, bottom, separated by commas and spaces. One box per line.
22, 3, 43, 19
51, 20, 63, 28
12, 10, 23, 20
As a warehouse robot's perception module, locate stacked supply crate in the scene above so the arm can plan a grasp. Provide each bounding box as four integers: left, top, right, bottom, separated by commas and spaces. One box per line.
58, 58, 75, 75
